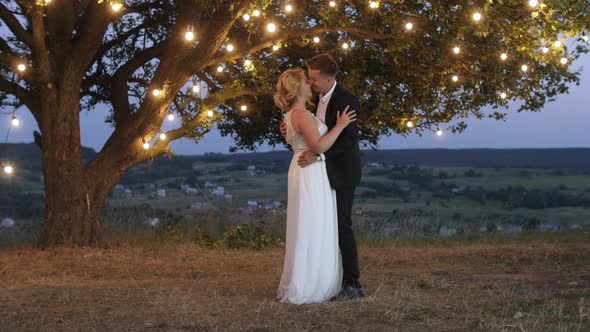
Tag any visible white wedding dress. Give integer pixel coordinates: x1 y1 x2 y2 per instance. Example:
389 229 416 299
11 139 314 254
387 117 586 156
277 109 342 304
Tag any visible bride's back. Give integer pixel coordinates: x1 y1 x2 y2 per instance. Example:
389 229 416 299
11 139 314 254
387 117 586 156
284 109 327 153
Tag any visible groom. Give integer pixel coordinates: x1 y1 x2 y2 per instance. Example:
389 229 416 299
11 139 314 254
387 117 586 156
282 53 364 298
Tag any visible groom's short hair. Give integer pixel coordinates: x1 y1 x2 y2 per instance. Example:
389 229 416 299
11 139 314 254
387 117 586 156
305 53 338 77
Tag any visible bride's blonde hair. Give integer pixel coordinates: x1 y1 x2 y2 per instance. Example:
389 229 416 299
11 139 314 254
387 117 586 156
273 68 305 111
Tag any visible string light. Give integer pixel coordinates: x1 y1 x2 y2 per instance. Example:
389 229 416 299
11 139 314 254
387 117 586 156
582 35 589 42
542 47 549 53
560 57 568 64
313 37 320 43
111 1 123 12
529 0 538 7
159 133 166 140
17 63 26 72
452 75 458 82
185 26 194 41
11 115 19 127
285 4 293 13
554 40 562 47
44 0 52 3
473 12 482 21
500 92 507 99
406 121 413 128
253 10 261 17
342 42 349 49
369 1 379 9
192 85 200 93
142 142 150 150
167 114 175 121
226 44 234 52
436 130 443 136
3 165 13 175
267 23 276 33
521 64 528 72
207 110 214 117
500 53 508 60
152 89 161 96
329 1 336 7
405 22 413 30
272 44 280 51
217 65 224 73
243 13 250 21
453 46 460 54
240 105 248 111
244 59 253 68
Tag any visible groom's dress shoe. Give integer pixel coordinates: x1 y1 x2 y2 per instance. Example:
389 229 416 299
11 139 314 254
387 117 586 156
332 284 365 300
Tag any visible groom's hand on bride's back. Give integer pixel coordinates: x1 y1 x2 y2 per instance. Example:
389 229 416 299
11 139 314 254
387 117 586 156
297 150 316 168
280 120 288 140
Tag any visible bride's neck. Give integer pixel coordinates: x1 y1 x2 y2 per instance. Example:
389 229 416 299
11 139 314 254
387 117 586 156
290 97 306 111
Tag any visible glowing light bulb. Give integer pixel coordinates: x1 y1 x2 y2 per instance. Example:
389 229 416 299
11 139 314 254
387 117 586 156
17 64 26 72
11 116 19 127
329 1 336 7
267 23 276 33
285 4 293 12
207 110 214 117
217 66 223 73
244 59 252 67
185 31 194 41
111 2 122 11
582 36 589 42
473 12 482 21
3 165 13 174
167 114 175 121
243 13 250 21
500 53 508 60
405 22 413 30
342 42 349 49
406 121 413 128
313 37 320 43
159 133 166 140
152 89 160 96
369 1 379 9
542 47 549 53
143 142 150 150
554 40 562 47
272 44 280 51
192 85 200 93
452 75 458 82
521 64 528 72
226 44 234 52
44 0 52 3
253 10 260 17
436 130 443 136
453 46 460 54
241 105 247 111
500 92 507 99
560 57 568 64
529 0 538 7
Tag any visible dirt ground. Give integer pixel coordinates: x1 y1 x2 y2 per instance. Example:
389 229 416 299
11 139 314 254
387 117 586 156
0 236 589 331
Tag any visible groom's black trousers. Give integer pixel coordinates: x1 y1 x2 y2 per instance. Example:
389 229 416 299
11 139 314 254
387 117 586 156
336 187 360 285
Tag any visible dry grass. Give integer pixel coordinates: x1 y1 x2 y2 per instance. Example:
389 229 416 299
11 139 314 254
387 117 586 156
0 236 589 331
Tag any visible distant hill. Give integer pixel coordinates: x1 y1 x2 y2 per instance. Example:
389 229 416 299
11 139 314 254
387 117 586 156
1 143 589 172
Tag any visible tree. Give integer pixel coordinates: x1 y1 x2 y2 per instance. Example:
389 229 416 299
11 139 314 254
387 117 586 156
0 0 588 247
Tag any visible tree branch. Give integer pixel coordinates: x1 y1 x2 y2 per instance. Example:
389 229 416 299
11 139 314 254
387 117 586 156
0 76 38 120
0 2 33 47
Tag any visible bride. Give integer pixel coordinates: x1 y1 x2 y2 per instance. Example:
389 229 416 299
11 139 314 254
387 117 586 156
274 68 357 304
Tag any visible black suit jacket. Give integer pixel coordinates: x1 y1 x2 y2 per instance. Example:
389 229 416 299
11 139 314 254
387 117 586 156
313 84 362 189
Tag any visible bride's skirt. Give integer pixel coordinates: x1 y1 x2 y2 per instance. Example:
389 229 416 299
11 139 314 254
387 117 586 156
277 152 342 304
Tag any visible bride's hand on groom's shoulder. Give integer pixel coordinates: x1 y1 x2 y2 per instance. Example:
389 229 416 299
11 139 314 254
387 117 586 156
335 106 357 129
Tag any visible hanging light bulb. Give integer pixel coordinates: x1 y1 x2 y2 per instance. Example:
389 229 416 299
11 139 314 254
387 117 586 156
342 42 349 49
152 89 160 96
243 13 250 21
192 85 200 93
436 130 443 136
167 114 175 121
17 63 26 72
272 44 280 51
453 46 460 54
582 35 589 42
560 57 568 64
44 0 52 3
554 40 562 47
143 142 150 150
267 23 276 33
185 25 194 41
369 1 379 9
244 59 253 68
500 92 507 99
529 0 538 7
406 121 414 128
111 1 123 12
500 53 508 60
3 165 13 174
241 105 248 111
542 47 549 53
405 22 413 30
473 12 482 21
253 10 261 17
11 115 19 127
313 37 320 43
452 75 458 82
159 133 167 140
285 4 293 12
226 44 234 52
207 110 214 117
217 65 224 73
521 64 528 72
329 1 336 7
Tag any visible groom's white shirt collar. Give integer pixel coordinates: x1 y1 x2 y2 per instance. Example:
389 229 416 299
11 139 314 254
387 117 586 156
320 81 337 104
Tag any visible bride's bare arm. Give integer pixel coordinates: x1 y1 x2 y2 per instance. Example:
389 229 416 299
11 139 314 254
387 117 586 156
290 108 356 155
